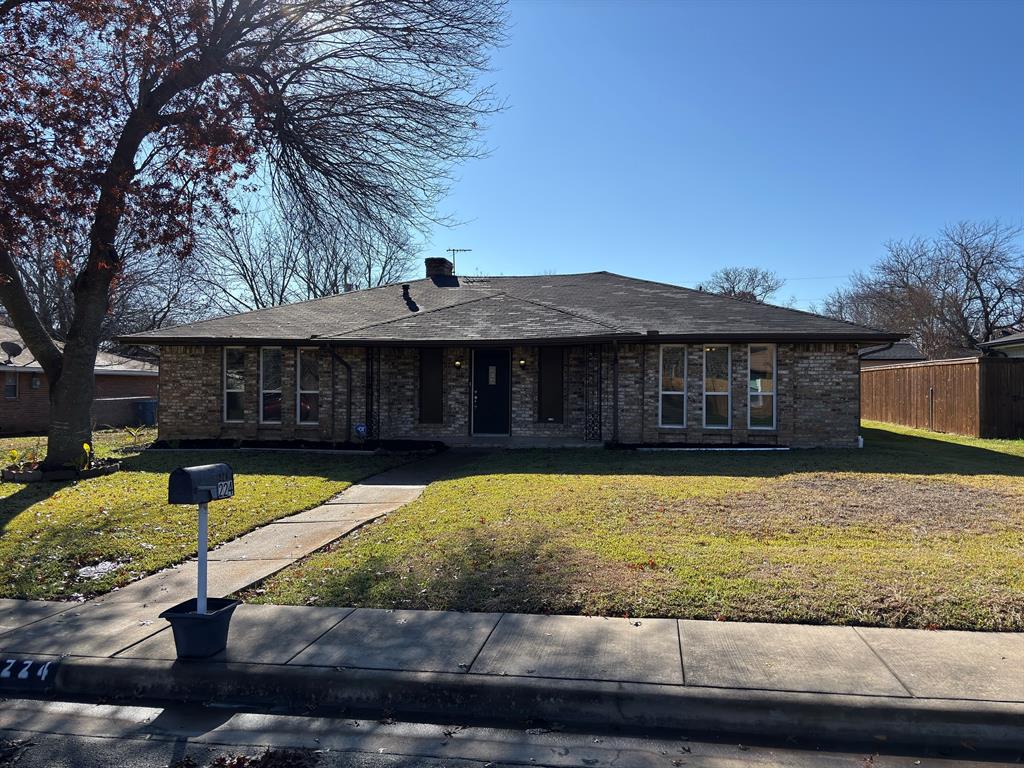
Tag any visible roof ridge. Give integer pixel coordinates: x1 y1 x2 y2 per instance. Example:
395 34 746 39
600 271 897 337
137 279 419 336
322 292 499 339
502 292 632 333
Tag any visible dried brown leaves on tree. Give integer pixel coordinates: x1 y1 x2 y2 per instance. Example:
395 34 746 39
0 0 505 465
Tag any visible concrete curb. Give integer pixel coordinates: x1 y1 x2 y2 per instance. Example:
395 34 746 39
52 657 1024 751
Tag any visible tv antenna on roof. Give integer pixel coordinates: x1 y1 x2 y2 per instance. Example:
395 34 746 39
445 248 472 275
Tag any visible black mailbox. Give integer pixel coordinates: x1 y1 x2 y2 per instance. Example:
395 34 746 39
168 464 234 504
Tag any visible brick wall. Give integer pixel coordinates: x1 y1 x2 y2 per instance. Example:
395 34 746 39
610 341 859 448
0 370 158 435
156 341 861 448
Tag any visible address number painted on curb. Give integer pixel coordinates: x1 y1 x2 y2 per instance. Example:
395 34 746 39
0 658 60 692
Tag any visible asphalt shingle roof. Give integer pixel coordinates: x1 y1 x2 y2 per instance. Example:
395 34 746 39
979 331 1024 348
0 326 157 374
859 341 927 361
121 271 901 345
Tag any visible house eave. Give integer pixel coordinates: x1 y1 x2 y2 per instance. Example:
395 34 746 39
0 364 158 376
117 331 904 347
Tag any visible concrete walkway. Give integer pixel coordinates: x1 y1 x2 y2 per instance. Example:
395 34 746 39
81 450 476 608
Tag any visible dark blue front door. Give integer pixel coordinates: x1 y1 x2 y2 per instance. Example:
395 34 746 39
473 349 510 435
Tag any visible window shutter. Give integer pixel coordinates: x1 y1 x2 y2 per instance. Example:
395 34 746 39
419 348 444 424
538 347 564 423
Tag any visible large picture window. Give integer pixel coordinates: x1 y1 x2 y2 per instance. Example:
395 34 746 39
223 347 245 422
703 344 731 428
260 347 282 424
748 343 776 429
659 345 686 427
419 348 443 424
538 346 564 423
297 348 320 425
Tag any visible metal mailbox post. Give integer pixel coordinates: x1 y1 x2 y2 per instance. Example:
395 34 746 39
161 464 237 658
167 464 235 614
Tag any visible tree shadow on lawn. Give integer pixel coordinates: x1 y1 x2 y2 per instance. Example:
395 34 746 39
268 527 616 617
442 426 1024 481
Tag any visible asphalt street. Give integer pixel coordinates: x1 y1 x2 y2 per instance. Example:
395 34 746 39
1 698 1019 768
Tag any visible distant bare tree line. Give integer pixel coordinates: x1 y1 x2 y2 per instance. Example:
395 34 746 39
8 206 420 352
699 266 786 303
820 220 1024 358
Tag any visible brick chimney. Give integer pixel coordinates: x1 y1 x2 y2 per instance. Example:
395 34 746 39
424 257 454 278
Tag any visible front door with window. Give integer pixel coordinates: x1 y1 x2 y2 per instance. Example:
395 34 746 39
472 349 510 435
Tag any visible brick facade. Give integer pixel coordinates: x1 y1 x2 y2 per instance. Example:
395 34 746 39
156 341 861 448
0 370 158 435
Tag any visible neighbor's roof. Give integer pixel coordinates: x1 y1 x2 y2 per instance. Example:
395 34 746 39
119 272 901 345
979 331 1024 349
0 326 158 375
859 340 927 361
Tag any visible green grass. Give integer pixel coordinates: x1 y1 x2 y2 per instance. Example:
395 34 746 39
0 429 406 600
247 422 1024 631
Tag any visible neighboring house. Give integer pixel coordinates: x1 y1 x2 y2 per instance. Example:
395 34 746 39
979 331 1024 358
0 326 159 435
859 341 927 368
121 258 899 449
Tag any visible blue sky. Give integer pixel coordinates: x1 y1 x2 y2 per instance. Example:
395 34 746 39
424 0 1023 309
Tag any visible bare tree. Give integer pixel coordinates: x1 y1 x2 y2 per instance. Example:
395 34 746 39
1 0 504 466
196 204 419 313
699 266 786 303
15 215 208 346
821 221 1024 358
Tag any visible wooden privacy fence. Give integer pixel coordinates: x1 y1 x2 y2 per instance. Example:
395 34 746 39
861 357 1024 439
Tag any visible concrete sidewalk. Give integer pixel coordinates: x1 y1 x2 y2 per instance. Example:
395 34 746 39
0 600 1021 752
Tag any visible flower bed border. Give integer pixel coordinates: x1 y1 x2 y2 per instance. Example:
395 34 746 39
1 461 122 483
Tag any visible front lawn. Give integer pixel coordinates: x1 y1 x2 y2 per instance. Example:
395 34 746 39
247 422 1024 630
0 430 405 600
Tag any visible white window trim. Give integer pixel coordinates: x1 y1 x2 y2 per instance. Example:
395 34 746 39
296 347 320 425
658 344 687 428
223 347 245 423
748 343 777 430
259 346 283 424
4 371 18 400
703 344 732 429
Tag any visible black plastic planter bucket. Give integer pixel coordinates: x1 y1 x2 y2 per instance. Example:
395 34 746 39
159 598 239 659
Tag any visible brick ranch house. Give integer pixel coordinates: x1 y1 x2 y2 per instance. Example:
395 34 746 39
123 258 900 449
0 326 158 435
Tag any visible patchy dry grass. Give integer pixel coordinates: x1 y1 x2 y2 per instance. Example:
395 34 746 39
247 422 1024 630
0 430 405 600
0 426 158 460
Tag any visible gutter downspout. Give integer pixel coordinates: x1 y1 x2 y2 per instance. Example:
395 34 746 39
329 349 353 444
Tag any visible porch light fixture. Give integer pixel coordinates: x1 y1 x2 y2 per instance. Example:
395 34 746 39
453 359 462 369
518 359 527 369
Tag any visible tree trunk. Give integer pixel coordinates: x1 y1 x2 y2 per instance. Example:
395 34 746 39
43 335 99 469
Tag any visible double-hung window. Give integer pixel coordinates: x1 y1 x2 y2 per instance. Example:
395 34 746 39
659 345 686 427
297 348 320 425
703 344 731 428
223 348 245 422
3 372 17 399
260 347 282 424
748 344 776 429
